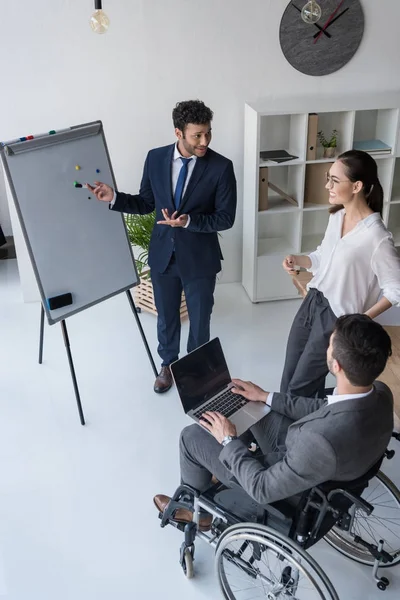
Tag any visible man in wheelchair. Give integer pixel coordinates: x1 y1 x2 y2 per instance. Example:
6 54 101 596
154 314 398 596
154 314 393 528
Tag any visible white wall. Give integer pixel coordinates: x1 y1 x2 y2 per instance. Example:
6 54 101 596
1 0 400 301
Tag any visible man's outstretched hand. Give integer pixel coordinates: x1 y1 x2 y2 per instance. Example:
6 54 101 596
199 411 237 444
231 379 269 404
157 208 188 228
86 181 114 202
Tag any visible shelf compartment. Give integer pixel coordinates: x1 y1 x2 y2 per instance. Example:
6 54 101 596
257 211 300 257
391 159 400 202
256 255 300 301
258 164 304 212
388 203 400 246
260 113 307 162
301 210 330 254
353 109 399 154
310 111 354 160
376 157 395 203
304 162 333 207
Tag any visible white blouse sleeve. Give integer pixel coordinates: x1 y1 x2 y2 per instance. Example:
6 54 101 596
307 244 322 274
371 236 400 307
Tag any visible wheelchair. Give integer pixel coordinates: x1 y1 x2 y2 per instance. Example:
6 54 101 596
157 433 400 599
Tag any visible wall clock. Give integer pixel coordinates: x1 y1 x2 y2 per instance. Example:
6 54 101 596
280 0 365 76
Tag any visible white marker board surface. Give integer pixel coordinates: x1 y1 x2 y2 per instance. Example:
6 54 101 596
0 121 139 324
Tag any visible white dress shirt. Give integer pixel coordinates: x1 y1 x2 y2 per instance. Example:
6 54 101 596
307 209 400 317
111 144 196 229
326 386 373 405
266 385 373 408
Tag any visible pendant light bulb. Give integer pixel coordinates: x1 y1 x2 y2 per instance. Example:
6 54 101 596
301 1 322 24
90 0 110 34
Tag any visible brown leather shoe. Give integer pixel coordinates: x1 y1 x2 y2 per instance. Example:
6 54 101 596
154 366 172 393
153 494 213 532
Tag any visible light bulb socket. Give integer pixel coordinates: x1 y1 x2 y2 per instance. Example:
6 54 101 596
95 0 102 10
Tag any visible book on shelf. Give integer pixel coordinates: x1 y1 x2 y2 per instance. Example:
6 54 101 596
369 150 392 156
353 139 392 154
259 149 299 164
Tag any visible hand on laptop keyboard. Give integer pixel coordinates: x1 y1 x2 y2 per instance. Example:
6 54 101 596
199 411 238 444
231 379 269 403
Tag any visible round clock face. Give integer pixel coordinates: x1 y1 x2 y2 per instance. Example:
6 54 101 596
280 0 364 76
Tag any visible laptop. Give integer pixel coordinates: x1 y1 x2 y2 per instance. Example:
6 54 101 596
170 338 269 436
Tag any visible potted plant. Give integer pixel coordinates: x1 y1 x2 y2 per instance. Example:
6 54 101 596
317 129 338 158
124 212 188 319
125 211 155 277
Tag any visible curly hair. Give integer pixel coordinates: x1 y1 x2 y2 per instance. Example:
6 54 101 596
172 100 213 132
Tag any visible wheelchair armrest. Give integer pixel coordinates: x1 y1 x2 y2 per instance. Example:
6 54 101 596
327 488 374 515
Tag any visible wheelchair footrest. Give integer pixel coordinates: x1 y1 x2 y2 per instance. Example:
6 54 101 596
158 511 187 532
159 498 194 528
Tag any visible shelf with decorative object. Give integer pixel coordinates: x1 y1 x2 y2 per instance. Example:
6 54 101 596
242 93 400 303
315 111 354 159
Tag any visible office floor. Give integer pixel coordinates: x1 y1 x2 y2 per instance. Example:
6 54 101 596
0 259 399 600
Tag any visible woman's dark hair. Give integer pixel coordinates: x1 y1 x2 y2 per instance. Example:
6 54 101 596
332 314 392 386
329 149 384 216
172 100 213 133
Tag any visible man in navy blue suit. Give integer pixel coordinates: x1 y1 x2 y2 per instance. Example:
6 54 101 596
87 100 237 393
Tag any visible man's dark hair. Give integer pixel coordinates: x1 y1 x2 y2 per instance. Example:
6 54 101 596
332 314 392 386
172 100 213 132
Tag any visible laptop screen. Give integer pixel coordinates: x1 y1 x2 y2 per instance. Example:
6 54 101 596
171 338 232 413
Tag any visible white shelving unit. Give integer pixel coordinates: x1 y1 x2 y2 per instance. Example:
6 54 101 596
242 93 400 303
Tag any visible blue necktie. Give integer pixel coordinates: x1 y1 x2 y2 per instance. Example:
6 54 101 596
174 157 192 209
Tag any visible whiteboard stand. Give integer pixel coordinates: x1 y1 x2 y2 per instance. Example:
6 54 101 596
37 292 158 426
0 120 159 426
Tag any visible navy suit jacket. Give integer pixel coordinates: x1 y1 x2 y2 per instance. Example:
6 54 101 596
111 144 237 279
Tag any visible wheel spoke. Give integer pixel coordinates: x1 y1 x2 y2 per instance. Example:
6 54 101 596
216 525 338 599
325 473 400 567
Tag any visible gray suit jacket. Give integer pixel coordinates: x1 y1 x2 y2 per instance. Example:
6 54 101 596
219 382 393 505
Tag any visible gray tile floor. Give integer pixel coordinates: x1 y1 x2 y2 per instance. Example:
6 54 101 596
0 259 399 599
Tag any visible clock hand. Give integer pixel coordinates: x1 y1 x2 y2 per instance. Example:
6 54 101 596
312 7 349 38
314 0 345 44
291 3 332 38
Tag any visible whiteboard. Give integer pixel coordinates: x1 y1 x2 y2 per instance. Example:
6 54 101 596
0 121 139 324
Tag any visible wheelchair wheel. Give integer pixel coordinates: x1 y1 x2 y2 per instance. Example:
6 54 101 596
215 523 339 599
325 471 400 567
182 548 194 579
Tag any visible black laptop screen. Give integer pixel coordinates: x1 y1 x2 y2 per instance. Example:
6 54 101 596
171 338 232 413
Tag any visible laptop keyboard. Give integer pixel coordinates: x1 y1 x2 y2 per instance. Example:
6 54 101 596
193 389 247 420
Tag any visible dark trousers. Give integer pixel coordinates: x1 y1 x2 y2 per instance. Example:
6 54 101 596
180 412 293 493
151 255 216 366
280 288 337 399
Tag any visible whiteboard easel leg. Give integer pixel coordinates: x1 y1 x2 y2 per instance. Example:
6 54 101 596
39 304 45 364
126 290 158 378
60 320 86 426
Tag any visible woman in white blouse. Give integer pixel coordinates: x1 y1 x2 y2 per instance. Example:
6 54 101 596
281 149 400 398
